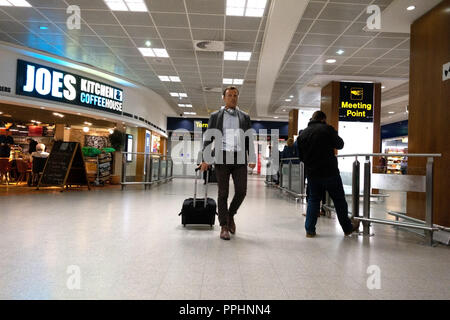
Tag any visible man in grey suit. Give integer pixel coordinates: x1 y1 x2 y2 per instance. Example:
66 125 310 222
200 86 256 240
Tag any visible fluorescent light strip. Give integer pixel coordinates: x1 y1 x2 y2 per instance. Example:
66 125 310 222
0 0 31 6
178 104 192 108
184 112 196 115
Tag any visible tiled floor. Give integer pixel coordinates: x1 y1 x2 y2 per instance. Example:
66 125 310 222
0 177 449 300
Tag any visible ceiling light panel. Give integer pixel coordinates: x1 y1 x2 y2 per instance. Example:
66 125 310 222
226 0 267 17
138 48 169 58
0 0 31 6
104 0 148 12
171 93 188 98
159 76 181 82
223 78 244 85
224 51 252 61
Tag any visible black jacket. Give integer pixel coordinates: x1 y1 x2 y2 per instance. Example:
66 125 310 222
202 108 256 163
297 120 344 178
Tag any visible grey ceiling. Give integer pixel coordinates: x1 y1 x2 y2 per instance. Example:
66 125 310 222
0 0 411 122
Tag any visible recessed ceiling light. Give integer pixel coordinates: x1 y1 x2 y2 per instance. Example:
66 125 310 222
289 95 294 98
326 59 337 64
223 78 244 85
336 49 345 55
285 99 292 102
388 111 395 114
103 0 148 12
138 48 169 58
381 86 386 89
224 51 252 61
407 5 415 11
274 116 279 119
226 0 267 17
282 109 286 112
39 26 48 30
145 41 151 47
184 112 196 115
0 0 32 7
83 127 90 132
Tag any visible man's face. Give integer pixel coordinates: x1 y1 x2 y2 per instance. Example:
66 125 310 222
223 89 239 109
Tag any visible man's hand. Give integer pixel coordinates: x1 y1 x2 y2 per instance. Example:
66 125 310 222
248 163 256 169
200 161 210 172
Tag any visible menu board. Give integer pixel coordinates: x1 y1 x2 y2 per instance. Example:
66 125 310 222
38 141 90 190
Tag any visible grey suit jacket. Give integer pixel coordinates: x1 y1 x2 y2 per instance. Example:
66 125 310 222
202 108 256 164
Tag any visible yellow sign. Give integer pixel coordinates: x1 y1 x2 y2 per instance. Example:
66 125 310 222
341 101 372 117
195 121 208 128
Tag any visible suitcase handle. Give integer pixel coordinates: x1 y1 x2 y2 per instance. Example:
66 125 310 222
194 166 209 208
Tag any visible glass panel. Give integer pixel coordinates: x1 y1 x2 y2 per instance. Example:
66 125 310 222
281 163 289 189
152 158 160 181
160 159 167 178
291 163 300 193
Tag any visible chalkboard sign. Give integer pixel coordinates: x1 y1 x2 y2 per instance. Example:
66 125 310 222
38 141 90 191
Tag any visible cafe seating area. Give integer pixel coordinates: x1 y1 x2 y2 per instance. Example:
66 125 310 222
0 157 48 187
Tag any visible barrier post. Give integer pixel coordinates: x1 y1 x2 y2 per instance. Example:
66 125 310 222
363 156 371 235
352 157 360 218
121 153 127 190
425 157 434 246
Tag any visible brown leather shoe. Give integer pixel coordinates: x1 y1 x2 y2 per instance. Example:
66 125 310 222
220 226 230 240
345 219 360 236
228 216 236 234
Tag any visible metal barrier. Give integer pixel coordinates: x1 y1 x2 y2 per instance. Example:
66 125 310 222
337 153 442 246
277 157 306 199
121 152 173 190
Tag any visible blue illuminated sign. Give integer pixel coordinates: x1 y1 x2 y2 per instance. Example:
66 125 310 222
16 59 124 114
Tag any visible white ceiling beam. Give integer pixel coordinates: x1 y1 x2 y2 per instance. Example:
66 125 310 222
256 0 309 116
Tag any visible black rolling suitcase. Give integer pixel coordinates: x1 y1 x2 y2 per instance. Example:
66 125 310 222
179 168 217 227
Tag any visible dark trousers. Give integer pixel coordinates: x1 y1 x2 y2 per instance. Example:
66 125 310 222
215 163 248 226
305 175 353 234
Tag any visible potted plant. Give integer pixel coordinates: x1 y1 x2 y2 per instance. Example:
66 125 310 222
108 129 125 185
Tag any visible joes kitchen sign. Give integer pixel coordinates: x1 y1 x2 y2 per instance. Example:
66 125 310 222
16 59 123 114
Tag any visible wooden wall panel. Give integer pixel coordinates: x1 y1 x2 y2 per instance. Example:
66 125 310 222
320 81 339 130
407 0 450 227
288 109 298 138
135 127 146 182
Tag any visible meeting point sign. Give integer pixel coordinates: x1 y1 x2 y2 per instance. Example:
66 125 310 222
16 59 124 115
339 82 374 122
